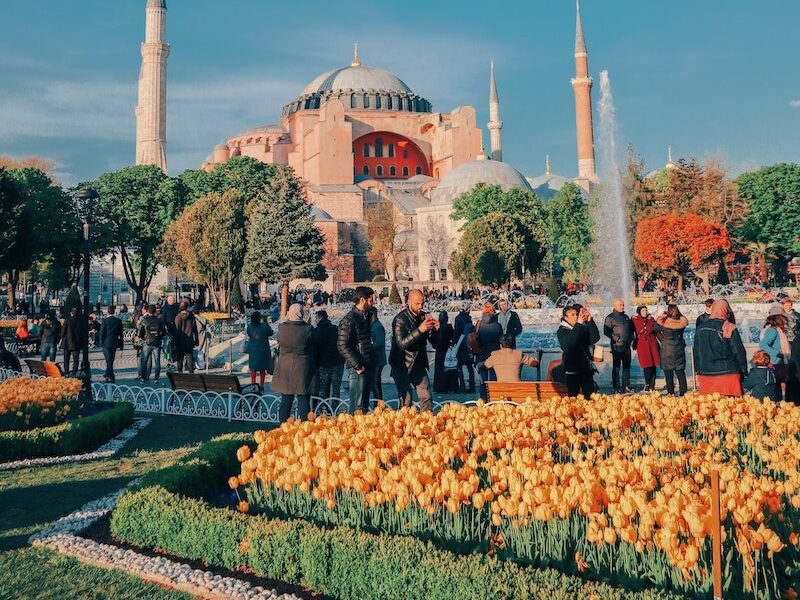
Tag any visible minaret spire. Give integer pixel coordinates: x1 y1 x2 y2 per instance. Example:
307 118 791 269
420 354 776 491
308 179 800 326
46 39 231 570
571 0 597 182
351 43 360 67
487 60 503 162
545 155 551 176
666 146 676 169
135 0 169 173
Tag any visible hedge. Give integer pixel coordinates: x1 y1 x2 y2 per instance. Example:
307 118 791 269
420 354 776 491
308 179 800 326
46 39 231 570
110 436 683 600
0 402 134 461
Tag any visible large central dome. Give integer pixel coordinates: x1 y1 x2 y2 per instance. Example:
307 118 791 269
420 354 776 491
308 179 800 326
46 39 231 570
302 65 413 96
281 52 432 118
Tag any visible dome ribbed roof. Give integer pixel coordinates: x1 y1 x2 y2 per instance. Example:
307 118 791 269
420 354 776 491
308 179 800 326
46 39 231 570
432 159 533 205
302 65 413 96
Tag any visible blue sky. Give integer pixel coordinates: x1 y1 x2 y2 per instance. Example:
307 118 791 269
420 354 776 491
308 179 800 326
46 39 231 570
1 0 798 185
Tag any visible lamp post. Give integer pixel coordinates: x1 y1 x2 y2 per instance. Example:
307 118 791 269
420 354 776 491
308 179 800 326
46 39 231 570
75 186 99 399
110 252 116 307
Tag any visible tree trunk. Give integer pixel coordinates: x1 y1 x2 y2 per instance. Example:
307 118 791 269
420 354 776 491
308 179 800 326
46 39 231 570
281 281 289 318
759 253 768 283
677 273 684 293
6 271 18 311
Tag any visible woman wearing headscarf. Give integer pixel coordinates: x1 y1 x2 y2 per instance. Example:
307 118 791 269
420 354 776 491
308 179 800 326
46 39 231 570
246 311 273 388
272 303 317 422
631 305 661 392
654 304 689 396
759 307 791 383
692 299 747 395
432 310 457 393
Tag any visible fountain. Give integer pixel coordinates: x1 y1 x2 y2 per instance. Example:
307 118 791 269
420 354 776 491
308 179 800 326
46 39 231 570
592 70 633 306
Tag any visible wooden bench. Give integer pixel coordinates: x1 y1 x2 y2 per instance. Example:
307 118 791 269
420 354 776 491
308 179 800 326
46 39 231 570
25 359 65 378
485 381 568 403
167 372 260 394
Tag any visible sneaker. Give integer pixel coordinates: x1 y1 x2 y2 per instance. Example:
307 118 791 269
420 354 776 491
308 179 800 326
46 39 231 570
623 387 634 394
153 379 160 385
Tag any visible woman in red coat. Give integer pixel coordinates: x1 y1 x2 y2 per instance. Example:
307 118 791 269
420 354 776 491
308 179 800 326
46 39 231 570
632 305 661 391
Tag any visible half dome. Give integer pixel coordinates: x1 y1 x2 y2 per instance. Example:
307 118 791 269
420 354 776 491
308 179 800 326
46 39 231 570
432 158 533 206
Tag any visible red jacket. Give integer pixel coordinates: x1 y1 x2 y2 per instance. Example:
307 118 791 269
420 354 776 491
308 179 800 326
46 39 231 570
632 315 661 368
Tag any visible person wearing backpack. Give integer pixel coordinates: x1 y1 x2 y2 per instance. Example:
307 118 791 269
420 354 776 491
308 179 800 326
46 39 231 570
138 304 166 384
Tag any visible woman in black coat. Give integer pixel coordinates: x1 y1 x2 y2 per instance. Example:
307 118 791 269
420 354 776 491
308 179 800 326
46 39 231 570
432 311 458 393
476 303 503 385
272 304 317 422
653 304 689 396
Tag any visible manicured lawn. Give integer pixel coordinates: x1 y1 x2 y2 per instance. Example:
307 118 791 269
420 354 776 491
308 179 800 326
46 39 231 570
0 414 268 597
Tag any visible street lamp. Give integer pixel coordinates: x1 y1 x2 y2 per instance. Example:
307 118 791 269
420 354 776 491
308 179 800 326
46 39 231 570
75 185 99 399
110 252 116 307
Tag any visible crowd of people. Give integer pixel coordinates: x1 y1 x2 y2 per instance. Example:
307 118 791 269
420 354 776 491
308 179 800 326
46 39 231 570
555 295 800 403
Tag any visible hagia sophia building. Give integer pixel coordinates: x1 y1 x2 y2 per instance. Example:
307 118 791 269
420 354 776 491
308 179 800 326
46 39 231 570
135 0 598 292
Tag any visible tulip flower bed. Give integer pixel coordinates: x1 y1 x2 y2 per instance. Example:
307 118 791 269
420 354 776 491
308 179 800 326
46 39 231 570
0 376 84 431
235 394 800 599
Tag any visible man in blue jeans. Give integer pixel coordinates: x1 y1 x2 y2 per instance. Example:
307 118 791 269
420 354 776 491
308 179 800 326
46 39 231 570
138 304 166 384
337 286 375 413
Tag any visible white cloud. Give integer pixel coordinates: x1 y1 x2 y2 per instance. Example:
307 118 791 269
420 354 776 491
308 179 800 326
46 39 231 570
791 100 800 108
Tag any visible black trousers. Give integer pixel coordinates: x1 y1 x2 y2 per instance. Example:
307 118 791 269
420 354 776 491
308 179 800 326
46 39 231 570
642 366 657 391
663 369 688 396
372 365 384 400
64 349 80 374
565 371 595 398
102 346 117 381
392 363 432 412
175 351 194 373
279 394 310 422
611 349 631 390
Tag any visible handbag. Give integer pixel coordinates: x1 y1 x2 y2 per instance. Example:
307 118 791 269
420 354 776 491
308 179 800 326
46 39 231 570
466 321 482 356
444 335 464 371
592 344 604 363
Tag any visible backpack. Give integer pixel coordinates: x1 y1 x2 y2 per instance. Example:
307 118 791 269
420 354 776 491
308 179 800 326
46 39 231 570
141 317 163 346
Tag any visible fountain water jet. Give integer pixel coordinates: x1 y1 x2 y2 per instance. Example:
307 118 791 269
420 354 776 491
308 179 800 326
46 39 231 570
593 70 633 306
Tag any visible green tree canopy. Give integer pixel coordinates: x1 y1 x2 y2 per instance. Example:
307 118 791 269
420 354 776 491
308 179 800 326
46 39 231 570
242 165 325 315
161 189 247 311
0 168 79 308
736 163 800 257
93 165 190 304
180 157 277 204
542 182 593 280
449 212 546 287
451 184 543 227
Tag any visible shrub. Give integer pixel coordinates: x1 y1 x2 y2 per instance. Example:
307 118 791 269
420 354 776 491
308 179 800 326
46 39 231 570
388 283 401 304
0 402 133 461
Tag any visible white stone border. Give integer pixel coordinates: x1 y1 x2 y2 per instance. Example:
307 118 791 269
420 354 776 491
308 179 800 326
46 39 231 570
30 484 301 600
0 418 151 471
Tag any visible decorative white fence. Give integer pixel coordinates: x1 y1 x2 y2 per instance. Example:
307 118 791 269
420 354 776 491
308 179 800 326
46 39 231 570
0 368 471 424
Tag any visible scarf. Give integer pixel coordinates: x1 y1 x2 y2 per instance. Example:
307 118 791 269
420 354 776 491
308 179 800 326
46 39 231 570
709 299 736 339
286 303 304 322
761 326 791 357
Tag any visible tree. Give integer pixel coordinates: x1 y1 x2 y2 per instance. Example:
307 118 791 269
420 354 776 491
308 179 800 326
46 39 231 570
242 166 325 316
736 164 800 266
388 283 401 304
742 240 778 283
420 215 451 280
634 213 732 292
180 157 277 204
449 213 546 287
161 190 247 311
365 199 413 279
0 168 76 309
450 184 542 226
542 183 593 280
93 165 190 304
0 156 56 175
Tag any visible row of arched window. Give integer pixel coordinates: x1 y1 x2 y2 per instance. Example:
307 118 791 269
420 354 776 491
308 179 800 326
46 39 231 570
360 165 423 177
362 139 410 159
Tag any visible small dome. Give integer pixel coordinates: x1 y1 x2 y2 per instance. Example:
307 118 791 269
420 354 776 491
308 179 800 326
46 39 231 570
214 142 229 151
432 159 533 205
525 173 572 200
310 206 335 221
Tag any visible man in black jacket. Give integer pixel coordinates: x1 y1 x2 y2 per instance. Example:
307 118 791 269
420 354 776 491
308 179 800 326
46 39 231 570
60 306 84 375
337 286 374 413
497 295 523 348
557 305 599 398
312 310 344 399
98 305 124 382
138 304 166 383
389 289 440 411
603 298 634 394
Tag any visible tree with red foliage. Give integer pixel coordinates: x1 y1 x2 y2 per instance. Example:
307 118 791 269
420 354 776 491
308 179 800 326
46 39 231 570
634 213 732 292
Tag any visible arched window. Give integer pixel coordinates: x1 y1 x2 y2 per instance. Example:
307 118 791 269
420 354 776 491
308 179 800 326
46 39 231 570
402 149 409 159
388 144 395 157
415 166 422 175
402 166 409 177
375 96 381 109
363 94 370 108
376 165 383 177
375 137 383 157
390 166 396 177
363 143 370 157
387 96 393 110
362 165 370 176
350 94 357 109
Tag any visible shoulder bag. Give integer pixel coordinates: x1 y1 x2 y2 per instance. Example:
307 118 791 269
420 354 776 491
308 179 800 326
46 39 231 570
466 321 483 356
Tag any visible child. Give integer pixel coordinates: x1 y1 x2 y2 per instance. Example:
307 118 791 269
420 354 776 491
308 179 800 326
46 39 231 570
742 350 780 402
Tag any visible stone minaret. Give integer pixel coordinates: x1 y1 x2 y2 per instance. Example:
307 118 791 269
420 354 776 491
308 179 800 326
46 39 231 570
135 0 169 172
487 60 503 162
571 0 596 180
